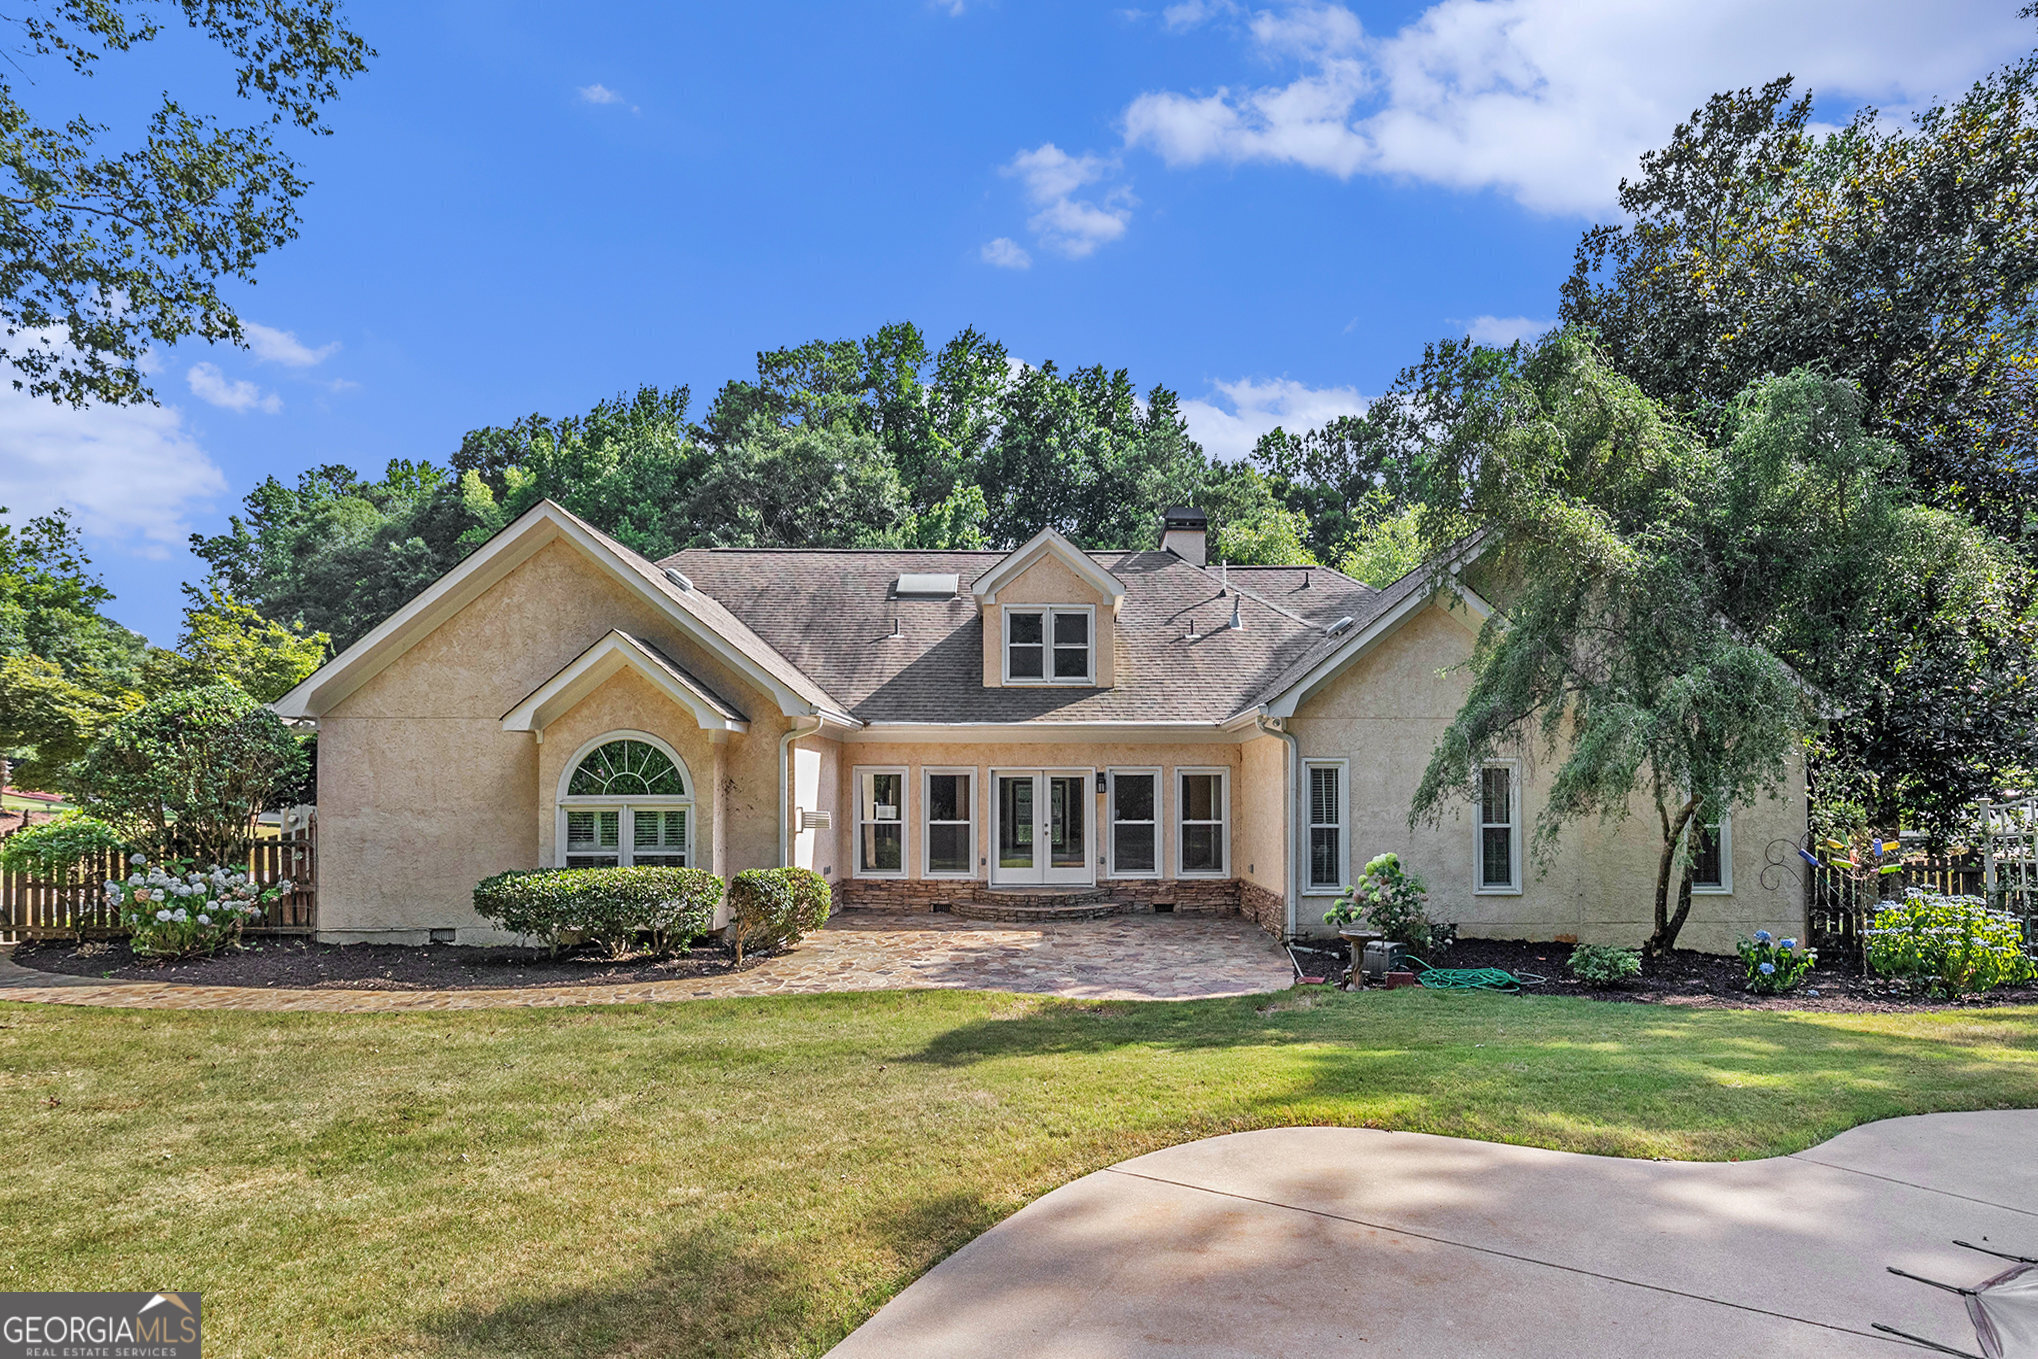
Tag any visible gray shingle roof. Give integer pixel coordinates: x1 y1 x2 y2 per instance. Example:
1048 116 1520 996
657 546 1400 725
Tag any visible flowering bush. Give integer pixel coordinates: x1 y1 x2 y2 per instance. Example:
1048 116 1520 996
1325 852 1451 954
1737 930 1815 994
104 854 287 959
1866 889 2034 997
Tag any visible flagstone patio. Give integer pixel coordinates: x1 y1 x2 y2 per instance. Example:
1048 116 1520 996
0 911 1294 1012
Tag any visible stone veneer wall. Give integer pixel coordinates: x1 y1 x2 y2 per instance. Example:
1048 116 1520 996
1239 882 1285 938
834 877 1244 916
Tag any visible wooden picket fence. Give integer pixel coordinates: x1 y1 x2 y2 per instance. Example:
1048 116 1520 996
1805 843 1996 964
0 832 316 942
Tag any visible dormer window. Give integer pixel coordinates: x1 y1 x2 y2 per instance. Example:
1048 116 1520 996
1004 607 1093 684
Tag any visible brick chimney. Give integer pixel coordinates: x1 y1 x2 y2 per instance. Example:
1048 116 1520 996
1159 506 1208 567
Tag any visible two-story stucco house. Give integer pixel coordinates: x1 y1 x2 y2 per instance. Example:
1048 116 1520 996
273 500 1806 952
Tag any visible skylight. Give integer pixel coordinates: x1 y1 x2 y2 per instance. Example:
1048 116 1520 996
894 573 959 597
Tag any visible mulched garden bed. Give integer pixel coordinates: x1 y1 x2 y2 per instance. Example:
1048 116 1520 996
8 935 775 991
1290 935 2038 1013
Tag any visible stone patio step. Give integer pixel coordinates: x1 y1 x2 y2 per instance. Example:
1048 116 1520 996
947 899 1125 923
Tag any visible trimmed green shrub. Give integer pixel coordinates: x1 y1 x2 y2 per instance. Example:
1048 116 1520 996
472 866 722 957
1866 889 2035 997
1569 943 1642 986
728 866 831 962
0 812 125 882
1738 930 1816 994
75 684 306 862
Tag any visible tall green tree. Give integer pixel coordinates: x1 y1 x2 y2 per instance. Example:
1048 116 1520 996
1402 335 2013 950
1561 49 2038 543
0 507 149 787
1 0 372 406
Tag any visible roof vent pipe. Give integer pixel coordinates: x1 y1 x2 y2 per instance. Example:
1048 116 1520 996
1302 570 1311 589
1184 616 1201 642
1324 615 1354 637
1218 560 1229 595
1229 596 1243 630
663 567 693 592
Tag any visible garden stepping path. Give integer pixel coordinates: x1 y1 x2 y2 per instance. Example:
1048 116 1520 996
0 911 1293 1011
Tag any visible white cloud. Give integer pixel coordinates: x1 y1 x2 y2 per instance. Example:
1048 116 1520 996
1122 0 2031 215
0 387 227 557
1161 0 1238 31
186 362 280 414
1463 314 1553 346
1181 375 1366 460
577 83 624 105
242 321 339 368
980 237 1033 269
999 143 1135 258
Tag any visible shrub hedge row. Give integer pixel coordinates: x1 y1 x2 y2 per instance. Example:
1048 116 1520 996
472 865 725 956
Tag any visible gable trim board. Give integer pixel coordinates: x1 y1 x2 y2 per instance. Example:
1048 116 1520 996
502 630 750 736
969 527 1128 612
274 500 859 727
1254 578 1494 720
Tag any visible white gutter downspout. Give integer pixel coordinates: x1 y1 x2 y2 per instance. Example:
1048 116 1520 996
779 712 824 867
1256 713 1301 940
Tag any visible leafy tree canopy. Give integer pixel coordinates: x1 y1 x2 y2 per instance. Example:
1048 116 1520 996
1562 47 2038 544
1 0 372 406
1403 333 2022 948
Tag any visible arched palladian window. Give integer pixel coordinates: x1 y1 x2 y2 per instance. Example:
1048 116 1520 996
557 734 693 869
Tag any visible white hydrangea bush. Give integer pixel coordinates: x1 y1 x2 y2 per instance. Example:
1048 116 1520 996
103 854 292 959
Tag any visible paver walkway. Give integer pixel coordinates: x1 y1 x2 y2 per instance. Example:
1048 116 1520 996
0 911 1292 1011
831 1109 2038 1358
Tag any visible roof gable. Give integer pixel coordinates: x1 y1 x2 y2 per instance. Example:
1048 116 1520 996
970 528 1126 612
502 631 750 735
272 500 852 723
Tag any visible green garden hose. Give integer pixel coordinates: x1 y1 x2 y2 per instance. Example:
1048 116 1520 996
1400 956 1546 993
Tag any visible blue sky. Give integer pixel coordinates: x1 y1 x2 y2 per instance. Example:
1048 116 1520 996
3 0 2029 644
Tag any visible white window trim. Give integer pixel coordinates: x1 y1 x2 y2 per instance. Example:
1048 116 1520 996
1002 604 1096 685
555 731 695 870
1303 758 1348 895
1175 766 1231 878
1689 810 1733 894
853 765 910 879
1106 767 1162 880
922 766 978 880
1474 759 1522 895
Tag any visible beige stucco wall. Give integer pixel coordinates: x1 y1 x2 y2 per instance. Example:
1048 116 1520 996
1236 733 1290 911
1287 600 1808 952
316 537 791 943
832 739 1238 886
980 552 1117 688
789 734 844 877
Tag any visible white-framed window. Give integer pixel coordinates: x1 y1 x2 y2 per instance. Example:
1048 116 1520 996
1476 761 1520 893
1305 759 1347 893
557 733 693 869
1690 810 1732 893
923 767 976 878
1177 767 1229 877
1107 768 1161 878
1003 606 1095 684
855 767 909 877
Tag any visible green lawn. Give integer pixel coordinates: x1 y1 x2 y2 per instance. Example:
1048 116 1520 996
3 988 2035 1358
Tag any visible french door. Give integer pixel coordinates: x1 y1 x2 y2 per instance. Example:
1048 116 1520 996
992 770 1092 885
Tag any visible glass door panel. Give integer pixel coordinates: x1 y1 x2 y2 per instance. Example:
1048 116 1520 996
1048 775 1086 870
997 774 1038 881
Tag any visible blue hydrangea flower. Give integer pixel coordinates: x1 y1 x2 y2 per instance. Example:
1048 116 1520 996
1758 962 1776 975
1780 938 1798 951
1753 930 1773 944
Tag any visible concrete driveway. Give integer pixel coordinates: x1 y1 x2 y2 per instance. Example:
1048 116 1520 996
830 1110 2038 1357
